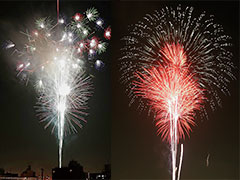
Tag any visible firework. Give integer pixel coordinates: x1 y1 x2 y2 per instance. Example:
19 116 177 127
120 5 234 180
133 43 205 180
133 44 205 142
11 7 111 168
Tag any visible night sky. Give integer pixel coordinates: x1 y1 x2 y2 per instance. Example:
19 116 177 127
0 0 239 180
111 1 239 180
0 0 111 177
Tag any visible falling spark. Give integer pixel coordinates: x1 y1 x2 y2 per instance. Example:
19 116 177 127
3 40 15 49
206 153 210 167
104 27 111 40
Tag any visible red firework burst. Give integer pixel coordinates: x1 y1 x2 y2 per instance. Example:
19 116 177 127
133 43 205 142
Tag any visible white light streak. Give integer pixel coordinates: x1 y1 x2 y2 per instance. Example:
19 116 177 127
98 44 102 49
26 62 30 67
75 15 80 21
18 64 23 69
96 20 102 26
90 39 96 48
87 13 92 19
58 83 71 96
39 80 43 87
105 31 110 37
40 23 45 28
89 49 94 54
59 19 64 24
95 60 101 67
177 144 184 180
83 29 88 35
77 23 81 28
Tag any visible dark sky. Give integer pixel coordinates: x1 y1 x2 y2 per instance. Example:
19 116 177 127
111 1 239 180
0 0 239 180
0 0 111 177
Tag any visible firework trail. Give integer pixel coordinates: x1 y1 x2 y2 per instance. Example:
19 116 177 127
177 144 184 180
120 5 234 180
9 7 111 168
133 43 205 180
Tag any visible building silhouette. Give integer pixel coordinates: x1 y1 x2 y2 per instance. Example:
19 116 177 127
88 164 111 180
0 165 38 180
20 165 36 178
52 160 85 180
52 161 111 180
